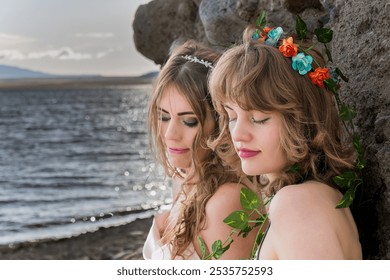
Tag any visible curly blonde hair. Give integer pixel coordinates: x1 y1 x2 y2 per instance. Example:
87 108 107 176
208 25 355 196
148 40 241 258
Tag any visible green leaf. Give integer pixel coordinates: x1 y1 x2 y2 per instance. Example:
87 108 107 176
356 158 366 170
221 239 234 255
197 236 207 259
324 44 333 62
295 15 308 40
254 215 267 227
223 210 249 230
335 67 349 82
211 240 224 259
353 135 364 154
254 231 265 247
241 226 253 238
240 187 260 210
333 171 358 190
336 187 356 208
255 11 267 29
324 78 338 94
314 28 333 43
353 135 365 170
339 105 356 121
250 230 265 259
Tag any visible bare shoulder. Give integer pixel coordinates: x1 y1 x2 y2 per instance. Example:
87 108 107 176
269 181 341 220
266 181 361 259
206 182 244 219
200 182 259 259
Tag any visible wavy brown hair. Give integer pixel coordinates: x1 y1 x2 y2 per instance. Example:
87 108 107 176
148 40 241 258
208 25 355 195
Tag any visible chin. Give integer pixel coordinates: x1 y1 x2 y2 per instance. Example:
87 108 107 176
241 165 261 176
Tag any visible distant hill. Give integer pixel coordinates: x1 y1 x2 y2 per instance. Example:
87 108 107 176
139 71 159 79
0 65 57 79
0 65 159 80
0 65 158 89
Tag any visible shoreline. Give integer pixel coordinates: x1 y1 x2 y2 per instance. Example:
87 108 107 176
0 216 152 260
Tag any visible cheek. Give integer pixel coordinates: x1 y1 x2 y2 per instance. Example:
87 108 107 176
158 123 167 139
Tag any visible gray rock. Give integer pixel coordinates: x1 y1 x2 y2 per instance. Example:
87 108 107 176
332 0 390 259
132 0 200 65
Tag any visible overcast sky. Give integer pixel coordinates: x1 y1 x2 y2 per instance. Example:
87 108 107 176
0 0 158 76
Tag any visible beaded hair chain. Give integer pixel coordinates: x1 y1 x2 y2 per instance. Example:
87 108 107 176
182 55 214 69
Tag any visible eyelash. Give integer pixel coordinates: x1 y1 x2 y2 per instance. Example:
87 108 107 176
183 119 199 127
227 117 270 124
158 116 199 128
252 117 270 124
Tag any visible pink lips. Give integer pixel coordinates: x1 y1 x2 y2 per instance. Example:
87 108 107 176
168 147 190 154
238 148 260 158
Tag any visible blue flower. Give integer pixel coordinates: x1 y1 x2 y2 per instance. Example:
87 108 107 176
265 27 283 46
252 30 260 40
292 53 313 75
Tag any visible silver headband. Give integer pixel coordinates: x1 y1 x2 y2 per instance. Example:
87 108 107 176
181 55 214 69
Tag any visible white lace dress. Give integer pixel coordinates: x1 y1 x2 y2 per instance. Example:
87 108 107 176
143 187 200 260
142 217 200 260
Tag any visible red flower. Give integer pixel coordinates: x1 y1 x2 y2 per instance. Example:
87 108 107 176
309 67 330 88
278 37 298 57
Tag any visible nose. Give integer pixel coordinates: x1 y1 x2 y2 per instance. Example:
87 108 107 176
164 120 181 141
230 117 251 143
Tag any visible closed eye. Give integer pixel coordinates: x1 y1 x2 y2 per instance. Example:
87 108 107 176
183 118 199 127
158 115 170 122
252 117 270 124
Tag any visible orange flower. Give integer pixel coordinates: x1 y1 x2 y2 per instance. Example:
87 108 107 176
278 37 298 57
263 27 272 35
258 27 272 42
309 67 330 88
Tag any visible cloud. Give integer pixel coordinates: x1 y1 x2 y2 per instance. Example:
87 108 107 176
0 50 25 60
0 33 34 44
74 32 115 38
96 47 122 58
29 47 92 60
0 47 92 60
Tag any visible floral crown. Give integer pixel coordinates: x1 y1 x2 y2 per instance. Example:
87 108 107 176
251 12 365 208
181 54 214 69
251 13 346 89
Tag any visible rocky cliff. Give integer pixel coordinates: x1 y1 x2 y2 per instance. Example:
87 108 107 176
133 0 390 259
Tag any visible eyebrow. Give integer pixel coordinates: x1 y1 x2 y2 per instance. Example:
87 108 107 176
157 107 195 116
224 105 233 111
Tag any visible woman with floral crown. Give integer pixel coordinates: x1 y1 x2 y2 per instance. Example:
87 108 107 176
208 20 362 259
143 40 260 260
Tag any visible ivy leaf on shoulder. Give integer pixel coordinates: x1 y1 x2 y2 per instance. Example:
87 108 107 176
223 210 249 230
211 240 224 259
197 236 208 259
336 187 356 208
333 171 358 190
240 187 261 210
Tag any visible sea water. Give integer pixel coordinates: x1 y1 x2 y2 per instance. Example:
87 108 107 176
0 84 171 246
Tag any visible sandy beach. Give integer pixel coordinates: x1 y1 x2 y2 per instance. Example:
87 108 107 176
0 217 152 260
